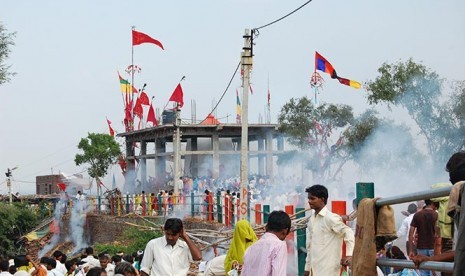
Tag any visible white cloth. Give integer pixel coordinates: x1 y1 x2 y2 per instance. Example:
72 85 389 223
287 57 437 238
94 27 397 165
140 236 193 276
13 272 29 276
305 206 355 275
104 264 115 276
55 261 67 275
1 272 13 276
48 268 64 276
203 255 226 276
397 213 415 241
80 256 100 268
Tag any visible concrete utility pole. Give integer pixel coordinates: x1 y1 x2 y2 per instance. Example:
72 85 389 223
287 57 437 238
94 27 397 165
5 167 17 204
240 29 253 219
173 105 182 195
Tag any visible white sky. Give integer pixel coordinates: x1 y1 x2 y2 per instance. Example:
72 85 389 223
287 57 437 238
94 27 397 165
1 0 464 194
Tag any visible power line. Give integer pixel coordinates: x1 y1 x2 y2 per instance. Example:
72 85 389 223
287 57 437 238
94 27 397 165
253 0 314 31
197 61 241 125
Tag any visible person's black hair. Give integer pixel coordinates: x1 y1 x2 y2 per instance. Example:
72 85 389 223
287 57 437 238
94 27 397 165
111 255 121 264
40 257 48 264
164 218 183 234
85 247 94 255
305 184 328 204
0 260 9 271
446 151 465 184
65 259 76 271
8 265 16 274
86 267 105 276
115 262 136 275
60 254 67 264
407 203 417 214
43 257 56 268
13 255 28 267
98 253 110 260
386 246 407 259
123 255 133 263
424 199 433 206
53 250 63 259
266 210 291 233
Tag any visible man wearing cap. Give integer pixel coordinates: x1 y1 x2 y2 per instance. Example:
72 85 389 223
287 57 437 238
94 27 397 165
140 218 202 276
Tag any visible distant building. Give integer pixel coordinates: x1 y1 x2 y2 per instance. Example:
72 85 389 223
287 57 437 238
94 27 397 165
36 174 65 195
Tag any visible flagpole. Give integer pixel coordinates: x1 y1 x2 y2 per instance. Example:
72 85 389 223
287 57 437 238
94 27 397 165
131 26 136 129
267 73 271 124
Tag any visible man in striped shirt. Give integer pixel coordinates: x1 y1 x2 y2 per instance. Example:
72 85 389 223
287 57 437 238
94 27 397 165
241 211 291 276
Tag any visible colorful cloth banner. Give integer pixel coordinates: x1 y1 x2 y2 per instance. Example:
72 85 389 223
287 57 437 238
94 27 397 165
314 51 361 89
236 89 241 124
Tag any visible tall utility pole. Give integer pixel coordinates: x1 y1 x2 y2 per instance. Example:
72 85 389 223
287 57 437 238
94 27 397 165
240 29 253 219
5 167 17 204
173 105 182 195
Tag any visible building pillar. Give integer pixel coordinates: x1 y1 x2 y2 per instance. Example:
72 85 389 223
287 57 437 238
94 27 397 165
258 136 265 176
141 141 147 192
125 141 136 191
191 137 198 177
266 132 273 177
155 139 166 180
212 134 220 178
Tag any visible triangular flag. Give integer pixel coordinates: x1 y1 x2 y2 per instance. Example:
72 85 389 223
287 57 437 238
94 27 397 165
147 104 158 126
132 30 164 49
249 84 254 95
169 83 184 108
133 99 143 118
139 92 150 105
106 117 115 137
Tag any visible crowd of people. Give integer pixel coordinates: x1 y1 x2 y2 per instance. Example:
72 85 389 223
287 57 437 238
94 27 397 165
4 149 465 276
0 247 141 276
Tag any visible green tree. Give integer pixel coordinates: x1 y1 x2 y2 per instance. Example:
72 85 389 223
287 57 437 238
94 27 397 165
278 97 354 182
75 133 121 190
365 58 459 166
0 202 38 256
0 23 16 85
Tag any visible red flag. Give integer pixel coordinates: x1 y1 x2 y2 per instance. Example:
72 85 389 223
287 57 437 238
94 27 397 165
106 117 115 137
169 83 184 108
57 182 66 192
139 92 150 105
147 104 158 126
133 99 143 118
132 30 164 49
132 85 138 94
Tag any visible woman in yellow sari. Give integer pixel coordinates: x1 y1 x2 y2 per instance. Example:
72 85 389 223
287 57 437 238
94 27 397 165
204 220 258 275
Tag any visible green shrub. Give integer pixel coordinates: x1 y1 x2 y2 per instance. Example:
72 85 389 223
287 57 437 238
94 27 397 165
94 227 162 255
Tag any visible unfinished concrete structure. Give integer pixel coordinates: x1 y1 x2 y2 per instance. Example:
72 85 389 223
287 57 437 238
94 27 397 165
118 123 285 188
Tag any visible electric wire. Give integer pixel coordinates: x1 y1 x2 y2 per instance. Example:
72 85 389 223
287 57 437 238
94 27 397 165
197 61 241 125
253 0 314 31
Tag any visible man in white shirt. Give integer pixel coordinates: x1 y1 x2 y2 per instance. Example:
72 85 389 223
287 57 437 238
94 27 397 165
81 247 100 268
98 254 114 276
140 218 202 276
304 184 355 276
397 203 418 257
52 251 67 275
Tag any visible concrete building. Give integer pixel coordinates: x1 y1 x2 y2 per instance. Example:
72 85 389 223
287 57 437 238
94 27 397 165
36 174 65 195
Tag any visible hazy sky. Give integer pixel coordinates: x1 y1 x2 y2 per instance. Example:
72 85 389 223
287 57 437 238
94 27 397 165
1 0 464 194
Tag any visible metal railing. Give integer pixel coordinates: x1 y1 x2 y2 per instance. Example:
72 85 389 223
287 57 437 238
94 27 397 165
375 185 453 273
